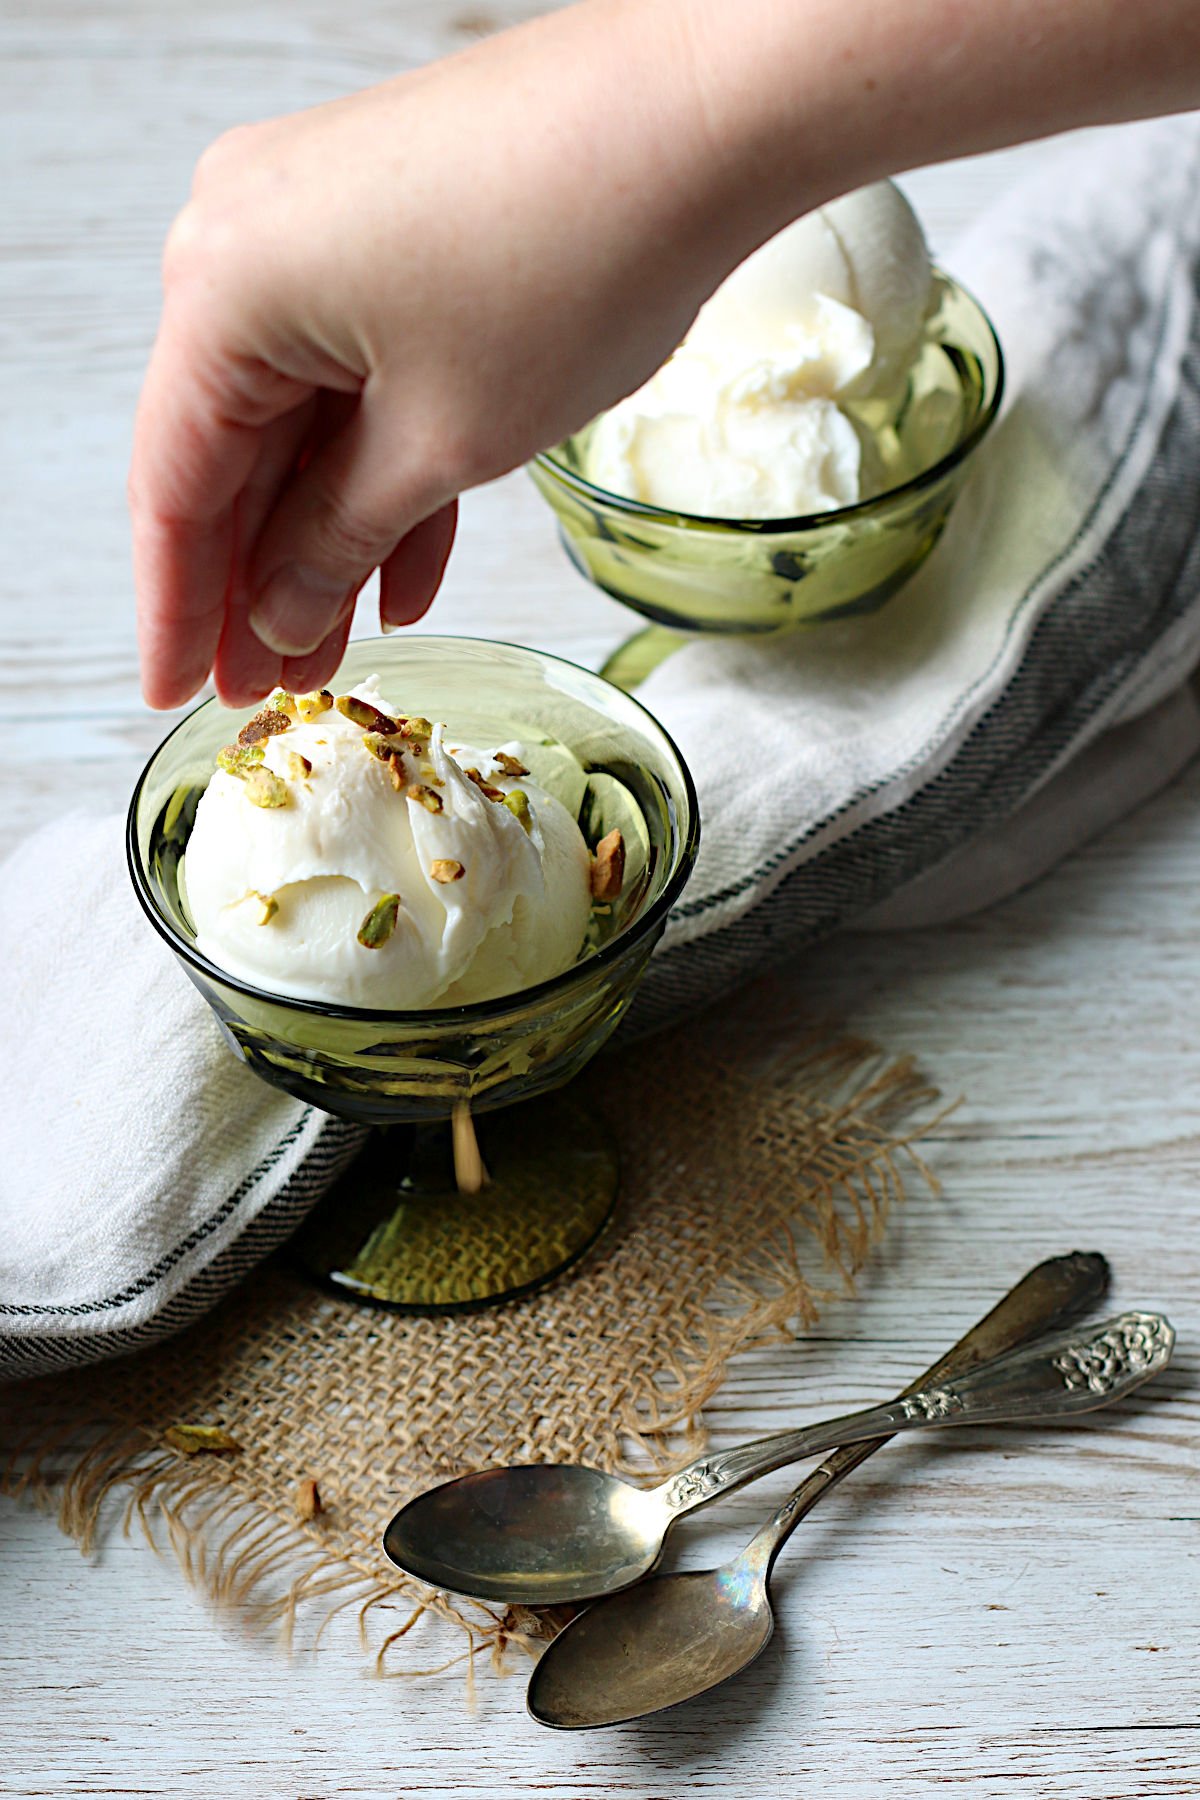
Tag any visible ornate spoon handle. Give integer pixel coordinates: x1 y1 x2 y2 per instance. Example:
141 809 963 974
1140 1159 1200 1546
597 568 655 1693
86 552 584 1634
659 1301 1171 1517
741 1249 1113 1573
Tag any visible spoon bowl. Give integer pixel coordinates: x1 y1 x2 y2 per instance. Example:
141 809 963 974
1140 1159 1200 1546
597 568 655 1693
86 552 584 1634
383 1464 668 1606
528 1556 774 1729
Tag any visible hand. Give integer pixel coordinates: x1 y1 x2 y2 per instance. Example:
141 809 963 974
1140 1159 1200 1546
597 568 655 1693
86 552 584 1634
129 0 749 709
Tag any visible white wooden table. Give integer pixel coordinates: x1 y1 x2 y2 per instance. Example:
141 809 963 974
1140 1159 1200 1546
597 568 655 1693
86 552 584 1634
3 5 1198 1795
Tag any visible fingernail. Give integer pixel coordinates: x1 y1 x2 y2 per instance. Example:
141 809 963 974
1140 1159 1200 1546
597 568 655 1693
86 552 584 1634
250 565 348 655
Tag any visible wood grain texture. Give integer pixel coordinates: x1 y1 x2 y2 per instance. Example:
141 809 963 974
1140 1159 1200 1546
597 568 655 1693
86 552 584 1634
2 1 1198 1792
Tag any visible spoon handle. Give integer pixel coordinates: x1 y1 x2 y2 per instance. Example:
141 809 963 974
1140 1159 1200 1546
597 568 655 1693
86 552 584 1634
656 1252 1108 1522
741 1249 1114 1570
659 1298 1170 1518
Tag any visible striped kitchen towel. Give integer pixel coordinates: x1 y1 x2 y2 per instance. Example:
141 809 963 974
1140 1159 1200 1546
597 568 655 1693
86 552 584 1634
0 813 365 1381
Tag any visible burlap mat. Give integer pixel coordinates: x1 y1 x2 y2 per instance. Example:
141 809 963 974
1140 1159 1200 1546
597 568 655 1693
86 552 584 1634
1 990 940 1678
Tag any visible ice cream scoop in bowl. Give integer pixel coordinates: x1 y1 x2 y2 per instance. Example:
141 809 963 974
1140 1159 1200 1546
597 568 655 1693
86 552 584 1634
128 636 699 1309
529 183 1003 690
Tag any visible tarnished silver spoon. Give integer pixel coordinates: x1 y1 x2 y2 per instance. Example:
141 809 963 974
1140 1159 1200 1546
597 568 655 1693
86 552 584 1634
382 1253 1136 1610
527 1301 1173 1729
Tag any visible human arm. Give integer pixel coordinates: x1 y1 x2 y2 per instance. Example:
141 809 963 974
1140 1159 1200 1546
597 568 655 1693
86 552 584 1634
129 0 1200 709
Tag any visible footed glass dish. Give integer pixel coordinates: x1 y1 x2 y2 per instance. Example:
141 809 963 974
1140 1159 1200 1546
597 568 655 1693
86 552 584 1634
129 636 699 1309
529 272 1003 687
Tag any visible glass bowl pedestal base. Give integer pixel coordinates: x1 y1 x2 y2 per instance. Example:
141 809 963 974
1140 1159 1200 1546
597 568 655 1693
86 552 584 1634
288 1093 618 1312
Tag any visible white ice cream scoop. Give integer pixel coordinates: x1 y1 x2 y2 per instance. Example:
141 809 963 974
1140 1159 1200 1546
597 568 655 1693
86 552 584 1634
688 180 934 396
183 680 593 1010
585 180 932 519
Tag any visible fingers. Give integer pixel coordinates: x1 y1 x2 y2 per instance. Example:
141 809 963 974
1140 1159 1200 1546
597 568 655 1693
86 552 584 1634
380 500 458 628
212 585 285 709
133 259 464 705
134 507 235 711
247 380 448 656
210 402 320 706
130 314 315 709
281 606 357 694
219 499 457 701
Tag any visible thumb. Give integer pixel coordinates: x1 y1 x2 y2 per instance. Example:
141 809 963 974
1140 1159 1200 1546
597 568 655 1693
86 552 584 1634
248 388 449 656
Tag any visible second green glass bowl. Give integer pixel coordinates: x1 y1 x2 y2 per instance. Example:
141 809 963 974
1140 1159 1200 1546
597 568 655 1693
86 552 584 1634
529 272 1003 642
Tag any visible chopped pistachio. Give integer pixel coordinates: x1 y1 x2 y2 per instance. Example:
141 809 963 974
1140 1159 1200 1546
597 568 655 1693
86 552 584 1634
400 716 432 741
363 731 400 761
285 751 312 781
503 789 532 833
245 890 279 926
357 893 400 948
296 689 334 723
164 1424 241 1456
335 694 398 734
384 755 406 793
409 785 443 814
244 767 289 809
294 1478 323 1521
217 742 266 777
431 858 465 884
465 767 506 803
238 706 293 747
590 827 626 900
492 751 530 778
271 691 298 719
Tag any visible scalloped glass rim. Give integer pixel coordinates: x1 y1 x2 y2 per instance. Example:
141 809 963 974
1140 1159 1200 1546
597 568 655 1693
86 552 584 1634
532 270 1005 535
127 633 700 1028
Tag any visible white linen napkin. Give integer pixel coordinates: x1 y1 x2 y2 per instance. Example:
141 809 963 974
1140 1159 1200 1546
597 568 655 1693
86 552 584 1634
0 815 364 1379
6 117 1200 1376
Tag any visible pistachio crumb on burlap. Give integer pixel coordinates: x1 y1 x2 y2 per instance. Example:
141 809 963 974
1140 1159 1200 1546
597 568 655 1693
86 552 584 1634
294 1478 323 1521
163 1424 241 1456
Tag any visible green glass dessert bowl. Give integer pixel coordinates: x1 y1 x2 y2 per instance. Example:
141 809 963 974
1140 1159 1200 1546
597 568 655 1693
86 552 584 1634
128 635 699 1310
529 272 1003 689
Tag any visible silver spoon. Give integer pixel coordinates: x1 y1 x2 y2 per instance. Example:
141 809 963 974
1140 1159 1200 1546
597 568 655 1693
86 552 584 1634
383 1252 1132 1609
527 1301 1173 1729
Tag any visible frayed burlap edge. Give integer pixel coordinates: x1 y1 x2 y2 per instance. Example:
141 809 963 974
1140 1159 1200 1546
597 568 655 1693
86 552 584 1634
1 1028 946 1682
